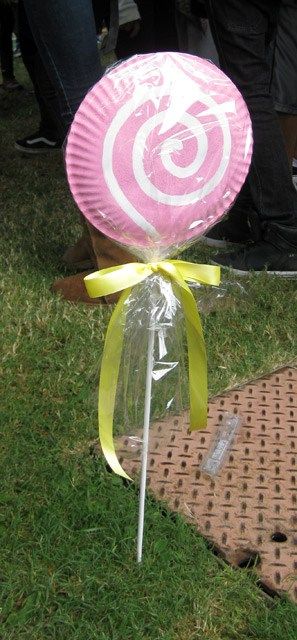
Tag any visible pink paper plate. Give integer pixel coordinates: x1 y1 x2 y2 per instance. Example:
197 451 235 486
66 52 252 254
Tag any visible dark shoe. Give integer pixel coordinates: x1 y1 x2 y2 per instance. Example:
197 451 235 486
62 235 97 271
201 209 261 248
212 223 297 277
15 130 63 154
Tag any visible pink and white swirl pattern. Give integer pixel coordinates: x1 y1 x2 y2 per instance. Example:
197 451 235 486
66 52 252 253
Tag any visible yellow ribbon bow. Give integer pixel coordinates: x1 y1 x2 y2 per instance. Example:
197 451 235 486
84 260 220 480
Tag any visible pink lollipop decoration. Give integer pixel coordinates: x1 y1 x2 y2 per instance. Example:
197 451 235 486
65 53 254 564
66 52 252 254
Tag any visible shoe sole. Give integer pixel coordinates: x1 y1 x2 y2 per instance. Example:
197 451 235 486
14 142 62 154
199 236 244 249
211 260 297 278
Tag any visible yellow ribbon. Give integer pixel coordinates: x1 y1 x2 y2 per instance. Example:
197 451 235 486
84 260 220 480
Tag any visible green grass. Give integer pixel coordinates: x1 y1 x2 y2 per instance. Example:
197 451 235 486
1 62 297 639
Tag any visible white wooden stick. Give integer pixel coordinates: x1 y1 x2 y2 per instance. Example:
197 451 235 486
136 323 155 563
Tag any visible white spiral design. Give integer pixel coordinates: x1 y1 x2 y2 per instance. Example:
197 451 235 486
102 82 233 238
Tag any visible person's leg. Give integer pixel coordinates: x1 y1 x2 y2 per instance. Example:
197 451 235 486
154 0 178 51
0 4 15 82
206 0 297 232
204 0 297 273
116 0 178 58
17 0 62 143
23 0 102 137
272 0 297 169
22 0 133 300
278 115 297 168
116 0 155 57
175 2 219 64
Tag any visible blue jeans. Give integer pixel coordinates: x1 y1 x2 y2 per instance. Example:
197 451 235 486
206 0 297 234
18 0 59 137
22 0 102 138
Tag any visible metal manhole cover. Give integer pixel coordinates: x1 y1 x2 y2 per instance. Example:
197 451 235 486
116 366 297 600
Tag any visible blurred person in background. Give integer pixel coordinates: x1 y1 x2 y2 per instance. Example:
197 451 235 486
0 0 23 89
271 0 297 185
116 0 178 58
203 0 297 276
16 0 108 303
175 0 219 64
13 0 180 303
16 0 103 152
175 1 297 190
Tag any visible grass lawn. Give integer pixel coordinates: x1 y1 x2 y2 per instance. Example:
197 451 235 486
1 62 297 639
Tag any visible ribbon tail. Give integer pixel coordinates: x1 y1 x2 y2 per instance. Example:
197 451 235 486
99 288 132 480
174 283 208 431
161 260 219 430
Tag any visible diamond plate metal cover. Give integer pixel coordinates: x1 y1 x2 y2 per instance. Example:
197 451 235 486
116 366 297 601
